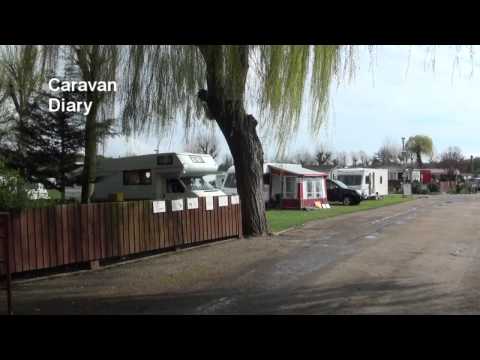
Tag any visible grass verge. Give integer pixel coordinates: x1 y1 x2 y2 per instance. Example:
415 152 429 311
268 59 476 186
47 189 61 200
267 195 414 233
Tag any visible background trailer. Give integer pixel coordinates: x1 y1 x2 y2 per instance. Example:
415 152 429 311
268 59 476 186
331 168 388 199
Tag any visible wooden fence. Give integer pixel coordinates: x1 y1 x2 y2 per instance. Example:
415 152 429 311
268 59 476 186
0 213 12 314
0 196 242 275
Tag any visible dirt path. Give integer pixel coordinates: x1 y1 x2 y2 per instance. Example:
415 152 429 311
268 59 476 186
3 194 480 314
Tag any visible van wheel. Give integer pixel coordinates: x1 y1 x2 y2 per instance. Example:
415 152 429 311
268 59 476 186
343 196 352 206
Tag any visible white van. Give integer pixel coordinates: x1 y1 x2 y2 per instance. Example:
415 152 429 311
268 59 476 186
93 152 225 201
330 168 388 199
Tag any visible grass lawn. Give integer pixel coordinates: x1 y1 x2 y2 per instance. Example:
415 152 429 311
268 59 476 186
267 195 415 233
47 189 62 200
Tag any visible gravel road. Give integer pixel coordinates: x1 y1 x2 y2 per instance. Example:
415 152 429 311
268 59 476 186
3 194 480 314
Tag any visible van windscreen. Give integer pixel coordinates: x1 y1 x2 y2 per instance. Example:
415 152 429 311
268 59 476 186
224 173 237 188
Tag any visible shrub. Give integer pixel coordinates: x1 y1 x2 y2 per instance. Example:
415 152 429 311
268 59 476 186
0 163 30 211
411 180 422 194
427 182 440 193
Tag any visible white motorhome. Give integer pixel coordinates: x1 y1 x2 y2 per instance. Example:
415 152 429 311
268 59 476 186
330 168 388 199
93 152 225 201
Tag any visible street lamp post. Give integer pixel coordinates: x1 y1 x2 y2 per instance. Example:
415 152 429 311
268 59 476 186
401 137 410 196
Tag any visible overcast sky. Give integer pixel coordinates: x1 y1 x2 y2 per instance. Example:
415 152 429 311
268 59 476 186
103 45 480 163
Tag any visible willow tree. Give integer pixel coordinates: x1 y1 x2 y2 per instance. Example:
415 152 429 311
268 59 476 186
0 45 46 177
121 45 355 236
406 135 433 168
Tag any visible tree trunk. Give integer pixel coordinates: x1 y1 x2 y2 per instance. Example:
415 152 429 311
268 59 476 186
217 109 268 237
81 101 97 203
198 45 268 237
416 151 423 168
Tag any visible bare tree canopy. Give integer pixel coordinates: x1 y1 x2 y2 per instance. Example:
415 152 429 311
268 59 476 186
185 129 220 159
315 144 333 166
374 138 401 166
440 146 463 173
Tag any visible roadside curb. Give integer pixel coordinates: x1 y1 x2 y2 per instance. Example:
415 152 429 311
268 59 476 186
271 226 300 236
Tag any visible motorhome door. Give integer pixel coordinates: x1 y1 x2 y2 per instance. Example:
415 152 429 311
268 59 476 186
372 172 376 196
154 171 167 199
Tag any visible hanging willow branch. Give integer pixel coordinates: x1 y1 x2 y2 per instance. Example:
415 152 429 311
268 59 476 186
2 45 477 156
119 45 358 153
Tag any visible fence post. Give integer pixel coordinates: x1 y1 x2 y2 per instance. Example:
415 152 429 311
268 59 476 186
1 213 12 315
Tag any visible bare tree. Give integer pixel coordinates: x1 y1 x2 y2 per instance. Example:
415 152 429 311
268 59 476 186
335 151 348 168
315 145 333 166
440 146 463 176
186 130 219 159
358 150 370 167
292 150 314 166
375 139 401 166
350 151 359 167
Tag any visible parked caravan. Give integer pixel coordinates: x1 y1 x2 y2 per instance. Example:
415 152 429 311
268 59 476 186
92 153 225 201
222 163 329 209
330 168 388 199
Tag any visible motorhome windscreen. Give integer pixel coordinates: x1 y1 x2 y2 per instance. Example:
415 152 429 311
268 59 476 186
181 176 214 191
224 173 237 188
337 175 362 186
333 180 349 189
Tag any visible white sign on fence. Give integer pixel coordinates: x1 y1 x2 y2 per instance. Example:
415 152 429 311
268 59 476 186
152 200 166 213
231 195 240 205
205 196 214 211
187 197 199 210
171 199 184 212
218 195 228 207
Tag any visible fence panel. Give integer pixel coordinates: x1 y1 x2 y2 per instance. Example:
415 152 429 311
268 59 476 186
0 196 241 275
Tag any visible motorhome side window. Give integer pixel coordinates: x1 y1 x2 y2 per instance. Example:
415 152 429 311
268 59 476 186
123 170 152 185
